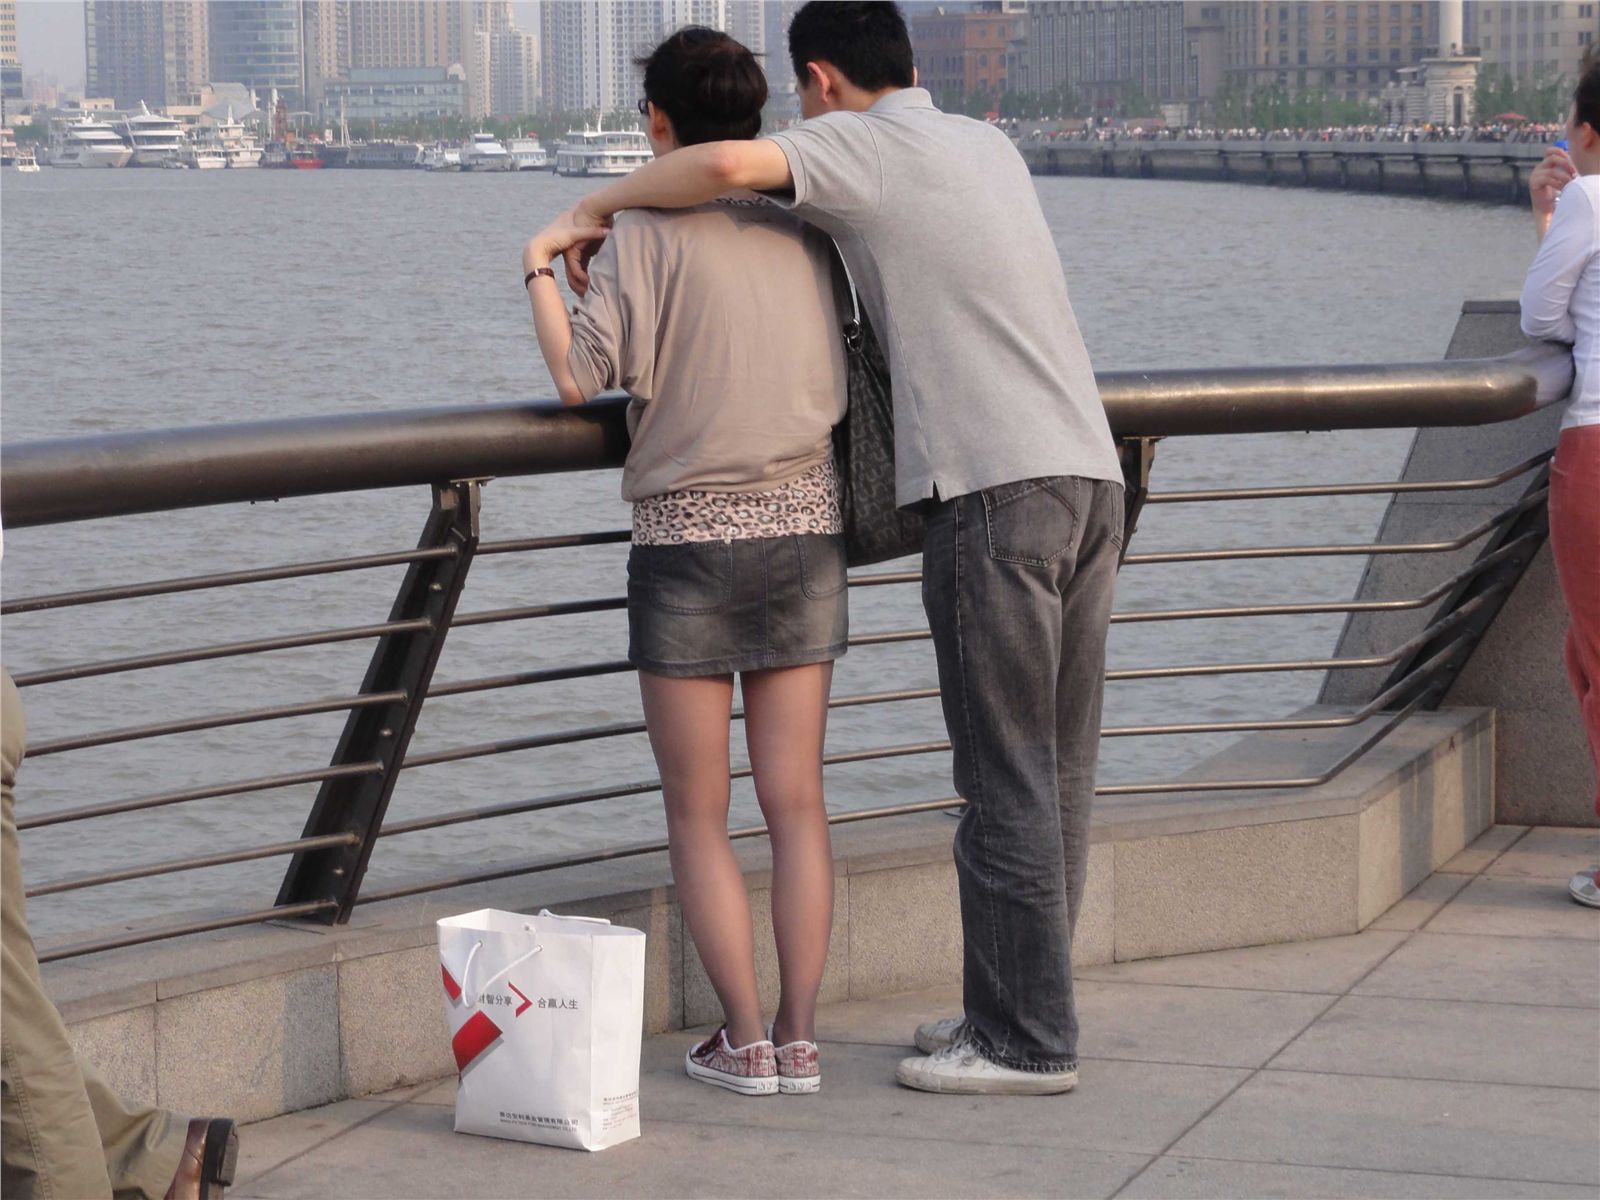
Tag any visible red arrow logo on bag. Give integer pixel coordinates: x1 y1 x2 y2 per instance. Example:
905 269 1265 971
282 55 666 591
508 980 533 1017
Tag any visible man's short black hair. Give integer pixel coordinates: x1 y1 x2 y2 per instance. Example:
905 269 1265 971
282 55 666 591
788 2 914 94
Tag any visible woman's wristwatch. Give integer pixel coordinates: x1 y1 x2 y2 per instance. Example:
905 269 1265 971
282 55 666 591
525 266 555 288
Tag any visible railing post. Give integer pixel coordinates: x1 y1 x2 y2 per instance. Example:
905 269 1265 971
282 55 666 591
1378 464 1551 705
1118 435 1158 563
277 480 481 922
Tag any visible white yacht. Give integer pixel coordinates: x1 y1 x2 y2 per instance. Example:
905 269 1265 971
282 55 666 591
15 148 40 173
418 141 461 171
48 115 133 168
553 122 651 177
458 131 511 171
205 107 262 168
178 139 227 169
116 102 186 167
505 136 548 171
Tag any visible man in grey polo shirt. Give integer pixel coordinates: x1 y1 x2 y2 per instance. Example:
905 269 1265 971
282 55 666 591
553 0 1123 1095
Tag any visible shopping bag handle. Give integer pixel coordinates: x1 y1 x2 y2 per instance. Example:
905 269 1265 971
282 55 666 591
460 931 543 1010
538 908 611 926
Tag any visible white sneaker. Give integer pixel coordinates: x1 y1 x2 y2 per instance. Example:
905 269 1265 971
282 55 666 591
896 1031 1078 1096
913 1015 967 1054
1569 866 1600 909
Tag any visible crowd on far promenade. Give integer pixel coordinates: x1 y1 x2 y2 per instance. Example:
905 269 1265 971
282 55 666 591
1029 121 1563 145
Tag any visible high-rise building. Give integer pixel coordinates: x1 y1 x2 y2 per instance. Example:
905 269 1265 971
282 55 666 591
492 28 539 116
301 0 347 107
1 0 19 123
208 0 304 102
541 1 674 114
344 1 507 117
1471 1 1598 89
761 0 804 104
85 0 209 110
1220 1 1440 106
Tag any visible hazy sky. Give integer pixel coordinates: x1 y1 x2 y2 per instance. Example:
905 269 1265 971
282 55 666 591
16 1 543 94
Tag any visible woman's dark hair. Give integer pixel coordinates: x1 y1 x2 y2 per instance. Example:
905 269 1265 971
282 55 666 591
1576 45 1600 132
788 2 914 94
634 27 766 147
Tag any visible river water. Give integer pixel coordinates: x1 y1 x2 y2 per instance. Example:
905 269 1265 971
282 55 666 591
0 166 1534 938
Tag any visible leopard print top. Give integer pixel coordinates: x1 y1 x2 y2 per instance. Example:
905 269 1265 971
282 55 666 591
631 458 843 545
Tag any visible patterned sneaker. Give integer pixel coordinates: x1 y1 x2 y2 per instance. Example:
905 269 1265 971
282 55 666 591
913 1015 967 1054
768 1025 821 1095
685 1025 778 1096
897 1027 1077 1096
1569 866 1600 909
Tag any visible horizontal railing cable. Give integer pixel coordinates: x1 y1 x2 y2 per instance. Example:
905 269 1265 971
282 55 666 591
1144 450 1551 504
15 761 384 830
1123 487 1545 565
12 618 433 688
0 546 457 616
25 833 360 899
26 691 407 758
35 901 340 964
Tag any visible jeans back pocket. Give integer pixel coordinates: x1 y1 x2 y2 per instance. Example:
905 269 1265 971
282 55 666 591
982 478 1080 567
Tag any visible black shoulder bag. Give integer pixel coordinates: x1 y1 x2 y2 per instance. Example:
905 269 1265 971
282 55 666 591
834 285 926 567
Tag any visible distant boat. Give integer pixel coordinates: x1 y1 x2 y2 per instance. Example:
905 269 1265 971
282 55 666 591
459 130 512 171
14 148 39 173
418 142 461 171
506 136 548 170
179 141 226 169
116 102 186 168
48 114 133 168
202 106 263 168
553 121 650 177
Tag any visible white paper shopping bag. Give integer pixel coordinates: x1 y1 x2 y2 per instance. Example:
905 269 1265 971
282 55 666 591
437 908 646 1151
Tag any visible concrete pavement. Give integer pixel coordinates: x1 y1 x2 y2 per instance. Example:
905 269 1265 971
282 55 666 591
233 825 1600 1199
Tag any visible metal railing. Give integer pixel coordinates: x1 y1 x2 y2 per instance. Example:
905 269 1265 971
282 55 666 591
0 344 1571 962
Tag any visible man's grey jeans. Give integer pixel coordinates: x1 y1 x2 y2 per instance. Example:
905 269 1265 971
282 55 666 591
921 475 1123 1072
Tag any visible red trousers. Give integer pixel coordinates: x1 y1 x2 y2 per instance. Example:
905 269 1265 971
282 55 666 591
1549 425 1600 815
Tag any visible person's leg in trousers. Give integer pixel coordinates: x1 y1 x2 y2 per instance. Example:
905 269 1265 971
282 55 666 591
1 669 187 1200
1055 481 1123 941
920 476 1118 1071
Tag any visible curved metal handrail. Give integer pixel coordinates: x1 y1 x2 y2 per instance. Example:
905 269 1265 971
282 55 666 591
0 345 1572 528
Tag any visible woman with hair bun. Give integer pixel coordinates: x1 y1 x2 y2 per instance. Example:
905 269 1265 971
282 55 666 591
521 27 847 1095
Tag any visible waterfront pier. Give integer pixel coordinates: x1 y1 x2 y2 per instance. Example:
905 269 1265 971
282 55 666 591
1021 139 1550 206
2 301 1594 1196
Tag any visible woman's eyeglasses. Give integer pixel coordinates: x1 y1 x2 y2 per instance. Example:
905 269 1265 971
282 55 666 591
637 98 650 116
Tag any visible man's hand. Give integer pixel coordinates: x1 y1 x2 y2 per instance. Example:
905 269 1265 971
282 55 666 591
1530 145 1576 219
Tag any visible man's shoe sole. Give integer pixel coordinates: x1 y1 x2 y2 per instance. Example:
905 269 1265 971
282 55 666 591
895 1061 1078 1095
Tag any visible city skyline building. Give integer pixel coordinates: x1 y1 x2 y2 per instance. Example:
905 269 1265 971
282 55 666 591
911 1 1023 104
1009 2 1220 118
1469 1 1598 89
84 0 208 111
1 0 19 123
491 26 539 116
207 0 304 104
1219 1 1441 108
324 62 463 120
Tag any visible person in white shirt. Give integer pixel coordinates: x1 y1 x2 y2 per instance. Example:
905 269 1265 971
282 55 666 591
1520 48 1600 908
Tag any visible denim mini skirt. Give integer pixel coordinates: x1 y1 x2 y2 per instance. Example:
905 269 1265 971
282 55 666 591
626 533 849 677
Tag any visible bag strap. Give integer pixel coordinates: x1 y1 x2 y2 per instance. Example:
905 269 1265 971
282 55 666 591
460 932 543 1010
